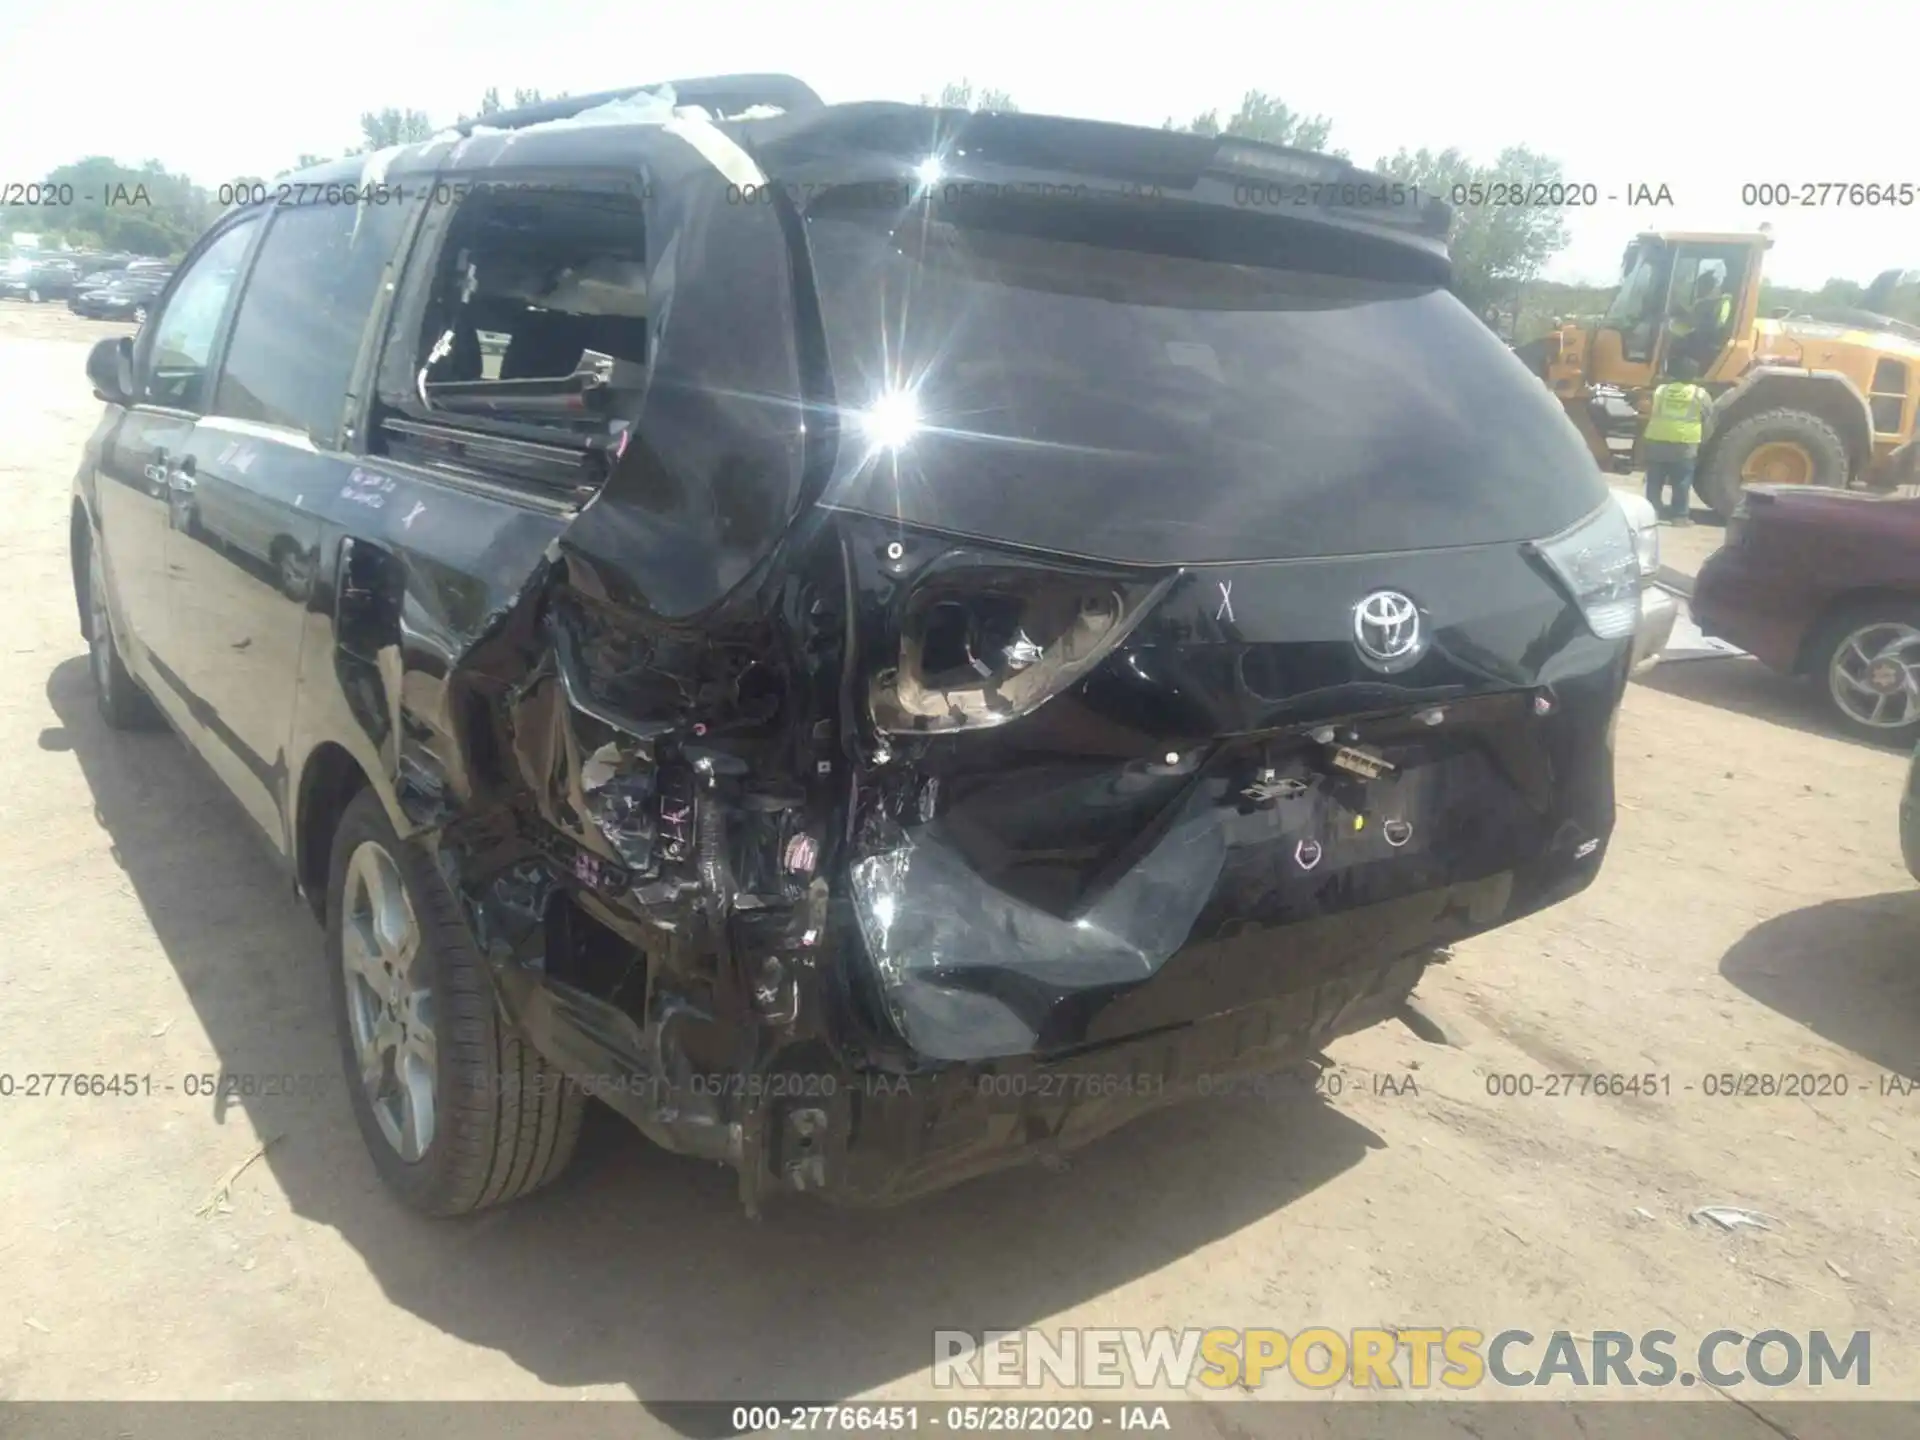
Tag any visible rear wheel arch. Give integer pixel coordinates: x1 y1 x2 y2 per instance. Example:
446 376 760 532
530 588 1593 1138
70 501 94 639
1793 588 1920 674
295 743 374 922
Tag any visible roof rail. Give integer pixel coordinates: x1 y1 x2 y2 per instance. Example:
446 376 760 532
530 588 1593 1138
454 74 824 135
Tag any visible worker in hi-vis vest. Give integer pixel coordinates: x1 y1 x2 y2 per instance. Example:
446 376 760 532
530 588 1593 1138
1643 358 1716 525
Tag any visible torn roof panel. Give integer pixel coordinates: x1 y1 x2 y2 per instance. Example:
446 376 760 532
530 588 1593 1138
452 75 823 136
502 86 681 140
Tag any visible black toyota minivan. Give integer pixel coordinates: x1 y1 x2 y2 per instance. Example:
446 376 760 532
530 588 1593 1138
71 74 1634 1216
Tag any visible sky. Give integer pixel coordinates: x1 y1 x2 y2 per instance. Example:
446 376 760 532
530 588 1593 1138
1 0 1907 289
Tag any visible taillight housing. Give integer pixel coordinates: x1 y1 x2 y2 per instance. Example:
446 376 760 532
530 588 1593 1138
868 557 1171 734
1631 513 1661 578
1530 500 1639 641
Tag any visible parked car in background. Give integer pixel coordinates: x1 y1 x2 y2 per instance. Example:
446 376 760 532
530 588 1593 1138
71 257 134 289
70 270 170 322
1 255 84 303
1693 484 1920 742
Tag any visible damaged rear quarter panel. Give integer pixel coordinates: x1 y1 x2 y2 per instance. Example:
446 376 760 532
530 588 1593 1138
290 134 853 1206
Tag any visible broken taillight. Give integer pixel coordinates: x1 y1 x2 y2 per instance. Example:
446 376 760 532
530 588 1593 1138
868 559 1171 734
1530 500 1639 641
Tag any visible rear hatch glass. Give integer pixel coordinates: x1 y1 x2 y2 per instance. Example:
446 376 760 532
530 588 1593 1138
809 202 1606 565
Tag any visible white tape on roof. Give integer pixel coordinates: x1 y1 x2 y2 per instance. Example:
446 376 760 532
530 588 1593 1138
663 116 767 188
482 85 767 187
351 144 409 244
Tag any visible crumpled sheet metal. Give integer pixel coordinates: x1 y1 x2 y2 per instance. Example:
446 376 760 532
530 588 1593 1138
1660 591 1747 662
513 85 683 133
850 806 1230 1062
460 84 770 188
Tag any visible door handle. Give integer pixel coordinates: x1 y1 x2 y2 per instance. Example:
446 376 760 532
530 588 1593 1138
166 457 196 494
142 448 169 486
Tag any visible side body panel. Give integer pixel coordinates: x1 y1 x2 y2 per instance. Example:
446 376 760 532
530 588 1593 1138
282 463 572 859
1693 491 1920 673
163 174 437 859
93 406 192 676
165 421 332 853
86 210 269 735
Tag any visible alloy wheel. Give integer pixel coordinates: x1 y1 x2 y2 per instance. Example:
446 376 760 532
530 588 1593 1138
340 840 438 1161
1828 621 1920 730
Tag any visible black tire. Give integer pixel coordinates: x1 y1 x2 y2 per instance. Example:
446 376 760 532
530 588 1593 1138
81 532 162 730
1698 408 1849 519
326 788 583 1216
269 538 311 602
1805 601 1920 745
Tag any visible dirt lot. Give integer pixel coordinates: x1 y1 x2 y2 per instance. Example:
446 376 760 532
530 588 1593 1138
3 302 1918 1416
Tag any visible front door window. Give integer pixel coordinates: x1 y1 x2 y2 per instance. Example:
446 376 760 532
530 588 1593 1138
138 219 260 412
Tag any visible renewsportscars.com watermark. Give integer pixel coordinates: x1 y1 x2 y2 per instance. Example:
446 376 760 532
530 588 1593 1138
934 1328 1872 1392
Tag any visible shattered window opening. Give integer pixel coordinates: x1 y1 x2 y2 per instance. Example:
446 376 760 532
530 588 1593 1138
372 177 650 498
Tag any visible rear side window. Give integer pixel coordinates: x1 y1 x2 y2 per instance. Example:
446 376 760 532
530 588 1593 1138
412 181 650 413
213 198 411 445
366 177 652 502
810 207 1607 564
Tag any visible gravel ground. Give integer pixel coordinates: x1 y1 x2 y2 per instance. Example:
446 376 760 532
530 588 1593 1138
2 304 1916 1418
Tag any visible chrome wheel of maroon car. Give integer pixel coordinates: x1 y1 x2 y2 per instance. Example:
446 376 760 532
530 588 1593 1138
1827 620 1920 731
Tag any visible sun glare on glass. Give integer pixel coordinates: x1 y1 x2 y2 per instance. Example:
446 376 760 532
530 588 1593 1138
859 389 923 452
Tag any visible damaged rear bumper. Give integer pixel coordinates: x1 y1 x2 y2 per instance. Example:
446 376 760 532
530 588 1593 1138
489 844 1601 1207
1631 583 1678 675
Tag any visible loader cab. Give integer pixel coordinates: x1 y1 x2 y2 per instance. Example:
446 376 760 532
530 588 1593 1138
1591 232 1768 387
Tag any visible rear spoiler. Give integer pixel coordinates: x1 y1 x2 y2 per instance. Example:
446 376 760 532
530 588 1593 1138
1204 136 1452 241
732 104 1452 249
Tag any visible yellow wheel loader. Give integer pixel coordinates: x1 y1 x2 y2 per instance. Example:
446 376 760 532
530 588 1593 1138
1519 234 1920 519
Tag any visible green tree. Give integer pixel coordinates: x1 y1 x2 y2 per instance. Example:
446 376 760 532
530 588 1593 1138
0 156 214 257
1167 90 1336 153
923 80 1020 113
1376 144 1572 316
457 86 569 125
1815 276 1866 309
352 108 436 155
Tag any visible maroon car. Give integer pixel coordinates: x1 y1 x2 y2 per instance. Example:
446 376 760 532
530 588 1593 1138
1693 483 1920 741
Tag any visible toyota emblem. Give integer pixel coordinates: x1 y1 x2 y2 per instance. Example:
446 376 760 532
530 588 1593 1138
1352 590 1424 673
